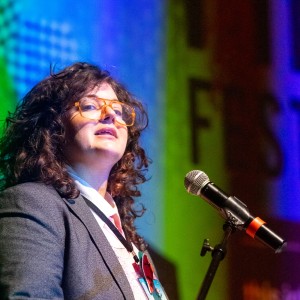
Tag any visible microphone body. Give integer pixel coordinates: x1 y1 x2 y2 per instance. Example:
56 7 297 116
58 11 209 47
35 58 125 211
184 170 286 253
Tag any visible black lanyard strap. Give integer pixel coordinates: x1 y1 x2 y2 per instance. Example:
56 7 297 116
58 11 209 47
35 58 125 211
83 196 140 264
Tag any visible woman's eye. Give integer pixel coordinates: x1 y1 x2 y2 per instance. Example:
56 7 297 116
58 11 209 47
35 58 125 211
111 103 123 116
82 104 97 111
113 109 123 116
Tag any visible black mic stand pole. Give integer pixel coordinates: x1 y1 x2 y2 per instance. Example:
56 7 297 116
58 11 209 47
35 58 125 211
197 219 237 300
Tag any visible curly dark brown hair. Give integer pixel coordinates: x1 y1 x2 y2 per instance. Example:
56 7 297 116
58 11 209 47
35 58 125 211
0 62 150 250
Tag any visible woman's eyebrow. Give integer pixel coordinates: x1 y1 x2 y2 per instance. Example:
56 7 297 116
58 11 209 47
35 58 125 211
85 94 118 101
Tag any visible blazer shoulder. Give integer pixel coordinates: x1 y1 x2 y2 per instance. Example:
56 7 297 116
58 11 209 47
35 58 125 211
0 182 66 212
3 182 60 196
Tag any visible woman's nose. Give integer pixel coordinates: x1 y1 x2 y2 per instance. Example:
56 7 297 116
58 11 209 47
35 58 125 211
100 105 116 121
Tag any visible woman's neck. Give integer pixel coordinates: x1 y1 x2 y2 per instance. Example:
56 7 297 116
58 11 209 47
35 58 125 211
69 163 110 197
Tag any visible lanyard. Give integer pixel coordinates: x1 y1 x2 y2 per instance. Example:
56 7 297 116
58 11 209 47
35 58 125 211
83 196 140 264
83 196 168 299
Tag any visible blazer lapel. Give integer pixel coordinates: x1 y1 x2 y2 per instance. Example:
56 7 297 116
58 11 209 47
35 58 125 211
63 195 135 299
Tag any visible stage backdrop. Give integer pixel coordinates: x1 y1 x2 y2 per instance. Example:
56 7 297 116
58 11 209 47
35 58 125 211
1 1 300 300
164 0 300 299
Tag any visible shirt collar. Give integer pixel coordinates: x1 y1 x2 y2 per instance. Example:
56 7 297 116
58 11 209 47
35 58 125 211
67 166 119 218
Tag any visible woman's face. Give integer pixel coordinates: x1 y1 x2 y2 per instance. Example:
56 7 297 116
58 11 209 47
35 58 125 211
63 82 128 170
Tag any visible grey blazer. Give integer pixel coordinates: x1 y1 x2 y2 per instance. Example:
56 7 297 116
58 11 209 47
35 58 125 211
0 182 136 299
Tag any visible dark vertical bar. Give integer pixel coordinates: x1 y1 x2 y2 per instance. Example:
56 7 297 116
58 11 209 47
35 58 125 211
189 78 211 164
185 0 206 49
290 0 300 70
254 0 270 64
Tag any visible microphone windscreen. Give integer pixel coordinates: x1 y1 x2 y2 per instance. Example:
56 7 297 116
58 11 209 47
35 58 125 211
184 170 210 195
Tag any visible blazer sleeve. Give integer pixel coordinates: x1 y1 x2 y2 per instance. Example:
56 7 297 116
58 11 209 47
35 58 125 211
0 183 66 299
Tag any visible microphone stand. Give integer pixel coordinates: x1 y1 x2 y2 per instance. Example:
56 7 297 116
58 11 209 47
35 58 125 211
197 219 237 300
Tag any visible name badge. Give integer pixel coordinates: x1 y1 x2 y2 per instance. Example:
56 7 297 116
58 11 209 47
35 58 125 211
138 252 168 299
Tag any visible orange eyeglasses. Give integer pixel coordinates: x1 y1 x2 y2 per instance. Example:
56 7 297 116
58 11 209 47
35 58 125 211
74 95 136 126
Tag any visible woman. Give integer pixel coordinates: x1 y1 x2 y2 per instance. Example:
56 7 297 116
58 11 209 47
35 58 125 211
0 62 167 299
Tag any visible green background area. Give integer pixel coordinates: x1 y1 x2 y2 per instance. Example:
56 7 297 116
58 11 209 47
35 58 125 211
163 2 228 299
0 58 17 127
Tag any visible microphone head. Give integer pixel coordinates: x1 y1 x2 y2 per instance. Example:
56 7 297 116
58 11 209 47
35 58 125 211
184 170 210 196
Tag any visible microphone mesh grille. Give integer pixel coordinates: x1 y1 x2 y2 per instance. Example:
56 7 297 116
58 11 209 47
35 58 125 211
184 170 210 195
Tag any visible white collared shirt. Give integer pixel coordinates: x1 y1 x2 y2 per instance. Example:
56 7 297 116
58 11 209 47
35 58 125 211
68 168 148 299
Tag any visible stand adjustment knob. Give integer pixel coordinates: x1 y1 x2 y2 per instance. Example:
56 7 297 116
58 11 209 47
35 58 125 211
200 239 214 257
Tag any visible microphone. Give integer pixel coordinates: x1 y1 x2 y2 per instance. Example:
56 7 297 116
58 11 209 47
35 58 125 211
184 170 286 253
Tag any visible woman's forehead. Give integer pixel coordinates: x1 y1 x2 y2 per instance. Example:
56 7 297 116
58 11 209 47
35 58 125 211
88 83 117 99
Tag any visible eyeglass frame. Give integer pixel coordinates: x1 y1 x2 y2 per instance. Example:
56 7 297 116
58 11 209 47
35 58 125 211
74 96 136 127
